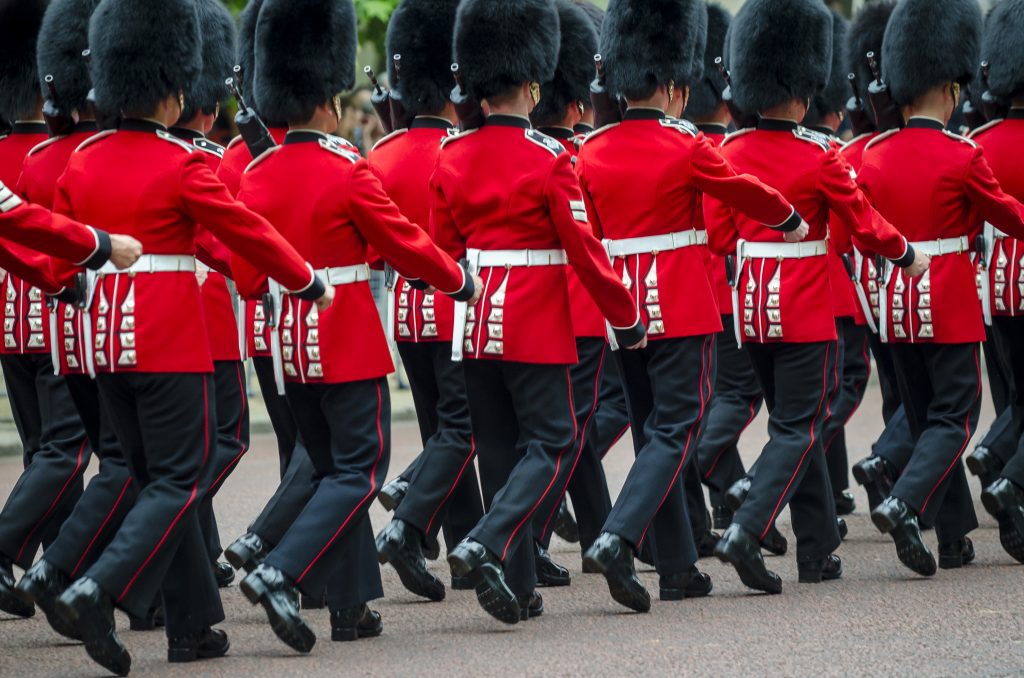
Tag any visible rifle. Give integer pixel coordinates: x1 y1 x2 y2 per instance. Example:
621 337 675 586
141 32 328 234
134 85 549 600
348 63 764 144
866 52 903 132
364 65 396 134
450 64 486 132
846 72 875 136
226 68 276 158
42 75 76 137
980 61 1009 122
388 55 416 131
590 54 621 128
716 57 758 130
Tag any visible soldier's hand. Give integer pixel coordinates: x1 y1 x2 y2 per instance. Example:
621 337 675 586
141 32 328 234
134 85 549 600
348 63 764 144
783 220 810 243
468 273 484 306
626 335 648 350
109 234 143 270
905 250 931 278
315 283 336 312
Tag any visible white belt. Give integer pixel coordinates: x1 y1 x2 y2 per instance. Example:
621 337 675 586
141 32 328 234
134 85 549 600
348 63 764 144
603 229 707 258
97 254 196 275
318 264 370 286
451 248 567 362
851 249 878 334
910 236 969 257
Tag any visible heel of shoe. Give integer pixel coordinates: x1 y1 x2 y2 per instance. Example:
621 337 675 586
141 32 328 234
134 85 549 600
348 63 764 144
239 576 265 606
981 487 1007 517
167 645 198 663
447 552 473 578
659 587 683 601
331 626 358 642
871 509 898 534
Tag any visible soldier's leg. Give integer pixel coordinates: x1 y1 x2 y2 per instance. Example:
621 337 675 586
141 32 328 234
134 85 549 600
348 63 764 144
593 353 631 459
252 356 299 478
0 354 44 467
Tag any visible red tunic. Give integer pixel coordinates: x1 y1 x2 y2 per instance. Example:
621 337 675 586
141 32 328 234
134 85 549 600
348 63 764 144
841 132 882 327
431 114 641 364
235 130 469 384
859 117 1024 344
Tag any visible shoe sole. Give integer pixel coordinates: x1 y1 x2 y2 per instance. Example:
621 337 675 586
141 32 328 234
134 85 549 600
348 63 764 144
582 553 651 613
965 453 992 479
55 595 130 676
379 539 445 602
659 579 713 601
872 511 937 576
16 579 80 641
377 490 402 512
0 583 34 618
714 542 782 594
332 624 383 642
223 546 258 574
240 577 316 653
553 511 580 544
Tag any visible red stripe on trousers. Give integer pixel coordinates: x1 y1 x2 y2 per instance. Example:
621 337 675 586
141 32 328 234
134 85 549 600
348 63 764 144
425 438 476 537
15 440 88 563
72 477 133 577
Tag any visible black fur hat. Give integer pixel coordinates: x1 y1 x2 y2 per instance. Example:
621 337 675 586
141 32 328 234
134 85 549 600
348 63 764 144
686 2 708 86
254 0 357 124
882 0 982 106
728 0 832 115
982 0 1024 101
236 0 264 104
37 0 100 116
454 0 560 102
601 0 702 100
846 0 895 124
89 0 201 115
531 0 598 126
181 0 236 122
386 0 461 117
686 3 730 119
806 10 849 124
573 0 605 35
0 0 49 119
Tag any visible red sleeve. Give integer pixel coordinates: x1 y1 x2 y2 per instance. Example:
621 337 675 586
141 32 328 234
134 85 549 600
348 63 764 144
194 228 233 277
0 238 61 294
0 187 106 265
573 152 605 240
963 147 1024 241
821 152 908 262
703 194 740 257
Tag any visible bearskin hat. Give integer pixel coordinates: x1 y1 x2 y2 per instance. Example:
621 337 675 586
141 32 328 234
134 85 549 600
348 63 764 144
573 0 605 35
0 0 49 120
236 0 263 105
531 0 598 126
687 2 708 86
805 10 849 126
685 3 730 119
89 0 201 115
386 0 461 117
181 0 236 122
982 0 1024 101
454 0 560 102
882 0 982 106
846 0 895 125
254 0 357 124
601 0 703 100
37 0 99 117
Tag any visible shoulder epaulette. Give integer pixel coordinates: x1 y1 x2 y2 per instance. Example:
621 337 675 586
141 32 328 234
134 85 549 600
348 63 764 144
193 137 224 158
792 125 831 152
525 129 565 157
226 135 244 150
244 145 282 173
326 134 359 152
155 129 194 153
840 132 874 152
440 127 479 149
26 135 66 157
580 122 619 145
864 127 900 152
74 129 116 153
720 127 755 147
370 128 408 152
968 119 1003 140
659 117 698 137
318 137 360 163
943 129 977 148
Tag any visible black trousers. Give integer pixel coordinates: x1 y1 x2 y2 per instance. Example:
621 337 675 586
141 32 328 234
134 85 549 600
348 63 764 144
393 341 482 549
604 336 714 575
463 360 576 597
593 353 631 459
865 336 916 470
253 356 301 478
0 353 89 568
250 446 315 547
822 319 871 495
264 379 388 610
889 343 981 543
990 316 1024 487
87 373 222 637
735 341 841 563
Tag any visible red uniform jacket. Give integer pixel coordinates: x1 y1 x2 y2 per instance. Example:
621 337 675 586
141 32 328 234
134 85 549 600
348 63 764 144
431 114 642 363
578 109 799 342
859 117 1024 344
54 119 319 374
236 130 470 384
707 119 910 344
367 117 458 343
693 123 732 315
841 131 882 327
970 112 1024 319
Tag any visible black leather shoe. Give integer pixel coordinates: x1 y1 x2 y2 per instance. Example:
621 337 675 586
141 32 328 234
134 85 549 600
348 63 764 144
331 605 382 642
659 566 713 600
712 505 733 531
553 500 580 543
0 555 33 618
168 627 230 663
966 445 1001 488
835 490 856 516
448 540 520 624
224 532 267 574
837 517 848 541
871 496 936 576
761 523 789 556
724 477 751 512
581 559 601 574
55 578 131 676
376 520 445 601
240 565 316 653
581 532 650 613
129 606 164 631
378 477 409 512
535 542 570 587
938 537 975 569
16 560 79 640
451 575 474 590
518 591 544 620
214 561 235 588
714 524 782 594
798 554 843 583
696 530 721 559
982 478 1024 563
852 456 896 511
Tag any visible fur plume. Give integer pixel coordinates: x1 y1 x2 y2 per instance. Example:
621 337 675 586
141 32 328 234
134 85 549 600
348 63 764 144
386 0 461 117
0 0 49 119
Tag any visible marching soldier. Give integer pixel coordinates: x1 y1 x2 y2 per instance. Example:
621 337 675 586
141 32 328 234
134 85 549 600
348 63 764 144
708 0 924 594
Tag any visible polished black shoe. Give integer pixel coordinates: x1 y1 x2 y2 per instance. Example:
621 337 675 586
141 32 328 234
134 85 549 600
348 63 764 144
553 500 580 543
448 540 520 624
224 532 267 574
214 561 235 588
240 565 316 653
581 532 650 613
712 504 733 531
714 524 782 594
376 520 445 601
761 523 789 556
16 560 79 640
835 490 856 516
168 627 230 663
535 542 571 587
659 566 713 601
518 591 544 620
55 578 131 676
331 605 382 642
966 445 1001 488
982 478 1024 563
378 477 409 512
129 606 164 631
938 537 975 570
852 456 896 511
798 554 843 583
451 575 474 590
696 530 721 559
724 477 751 512
0 555 33 618
837 517 848 541
871 496 936 576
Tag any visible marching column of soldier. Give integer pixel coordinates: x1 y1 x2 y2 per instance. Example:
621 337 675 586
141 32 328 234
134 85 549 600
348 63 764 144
0 0 1021 674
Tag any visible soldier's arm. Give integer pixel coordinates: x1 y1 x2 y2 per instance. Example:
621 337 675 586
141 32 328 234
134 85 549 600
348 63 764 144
963 147 1024 241
0 238 62 294
194 228 234 278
